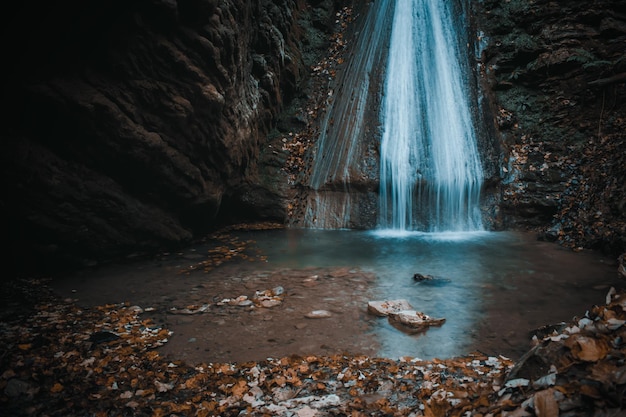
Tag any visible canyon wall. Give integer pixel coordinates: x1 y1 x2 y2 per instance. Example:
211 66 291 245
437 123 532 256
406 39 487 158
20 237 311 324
2 0 624 276
474 0 626 255
1 0 337 274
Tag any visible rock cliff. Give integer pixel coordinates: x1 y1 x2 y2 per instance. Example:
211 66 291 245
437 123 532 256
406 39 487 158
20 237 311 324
2 0 625 276
2 0 336 274
474 0 626 255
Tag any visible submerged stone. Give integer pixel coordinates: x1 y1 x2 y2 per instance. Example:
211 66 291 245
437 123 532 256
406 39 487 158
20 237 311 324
413 273 435 282
413 273 451 286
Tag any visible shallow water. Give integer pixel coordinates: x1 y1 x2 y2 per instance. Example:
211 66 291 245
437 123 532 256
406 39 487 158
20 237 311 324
52 228 623 362
230 228 622 360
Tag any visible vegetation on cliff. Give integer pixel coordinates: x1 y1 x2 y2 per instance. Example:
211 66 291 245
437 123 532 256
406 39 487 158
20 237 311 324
475 0 626 257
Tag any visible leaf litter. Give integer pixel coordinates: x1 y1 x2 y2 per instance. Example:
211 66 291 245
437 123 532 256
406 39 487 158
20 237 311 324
2 273 625 416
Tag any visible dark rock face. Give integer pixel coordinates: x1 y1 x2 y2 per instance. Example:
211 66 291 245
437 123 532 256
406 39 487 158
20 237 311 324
1 0 336 274
474 0 626 254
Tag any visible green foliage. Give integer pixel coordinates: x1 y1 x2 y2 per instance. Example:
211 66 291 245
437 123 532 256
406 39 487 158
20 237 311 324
508 67 523 80
566 49 611 69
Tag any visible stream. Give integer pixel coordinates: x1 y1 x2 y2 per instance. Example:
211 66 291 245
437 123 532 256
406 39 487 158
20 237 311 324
51 229 623 363
228 228 622 360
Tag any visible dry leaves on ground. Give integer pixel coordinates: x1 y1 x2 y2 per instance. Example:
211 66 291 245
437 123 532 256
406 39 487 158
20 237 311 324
2 276 625 416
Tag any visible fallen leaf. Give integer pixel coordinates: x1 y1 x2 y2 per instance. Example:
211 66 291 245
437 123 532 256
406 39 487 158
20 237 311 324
50 382 64 393
534 389 559 417
565 335 608 361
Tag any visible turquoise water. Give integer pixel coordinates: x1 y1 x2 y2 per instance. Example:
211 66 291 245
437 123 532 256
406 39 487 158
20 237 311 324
54 228 622 361
233 228 621 360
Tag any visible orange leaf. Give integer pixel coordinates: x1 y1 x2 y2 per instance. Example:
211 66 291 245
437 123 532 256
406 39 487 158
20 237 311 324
534 389 559 417
50 383 64 393
145 351 159 361
231 380 248 398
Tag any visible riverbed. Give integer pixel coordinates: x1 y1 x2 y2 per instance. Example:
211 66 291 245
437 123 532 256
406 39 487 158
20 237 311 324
50 228 623 365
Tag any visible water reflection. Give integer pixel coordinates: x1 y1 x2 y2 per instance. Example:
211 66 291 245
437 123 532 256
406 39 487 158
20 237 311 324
234 229 621 360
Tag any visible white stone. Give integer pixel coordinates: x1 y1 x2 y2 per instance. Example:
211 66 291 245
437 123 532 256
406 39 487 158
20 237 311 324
367 299 414 316
305 310 332 319
260 299 282 308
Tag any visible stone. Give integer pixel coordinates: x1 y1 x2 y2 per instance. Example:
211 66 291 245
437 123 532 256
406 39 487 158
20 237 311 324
253 288 284 308
387 310 446 329
413 273 434 282
230 296 252 306
4 379 33 398
260 299 282 308
367 300 414 317
305 310 332 319
272 286 285 296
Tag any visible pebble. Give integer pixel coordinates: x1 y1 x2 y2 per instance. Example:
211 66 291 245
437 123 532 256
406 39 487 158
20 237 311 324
260 299 282 308
305 310 332 319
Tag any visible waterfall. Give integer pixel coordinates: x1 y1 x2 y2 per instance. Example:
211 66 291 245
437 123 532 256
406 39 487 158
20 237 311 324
294 0 484 232
378 0 484 232
295 1 395 229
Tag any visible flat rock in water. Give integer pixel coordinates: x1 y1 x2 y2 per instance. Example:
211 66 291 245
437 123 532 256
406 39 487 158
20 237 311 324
388 310 446 329
367 300 414 317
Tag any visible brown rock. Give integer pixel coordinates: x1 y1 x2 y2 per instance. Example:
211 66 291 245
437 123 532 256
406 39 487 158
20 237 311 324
387 310 446 330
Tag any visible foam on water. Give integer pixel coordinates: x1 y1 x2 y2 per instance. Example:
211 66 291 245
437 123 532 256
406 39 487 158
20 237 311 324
371 229 492 241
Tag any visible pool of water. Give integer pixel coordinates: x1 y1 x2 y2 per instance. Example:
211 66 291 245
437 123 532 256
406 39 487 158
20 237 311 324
230 228 622 360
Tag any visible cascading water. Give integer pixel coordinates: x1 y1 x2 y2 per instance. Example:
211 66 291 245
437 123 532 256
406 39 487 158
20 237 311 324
294 1 395 229
378 0 484 232
295 0 484 231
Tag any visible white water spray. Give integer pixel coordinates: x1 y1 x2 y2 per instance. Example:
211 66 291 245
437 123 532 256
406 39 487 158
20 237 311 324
379 0 484 232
